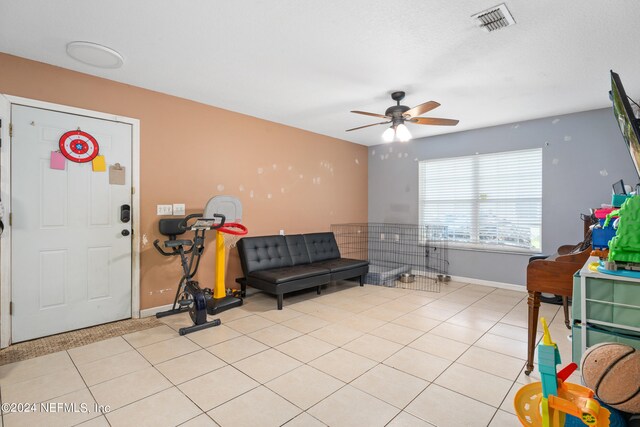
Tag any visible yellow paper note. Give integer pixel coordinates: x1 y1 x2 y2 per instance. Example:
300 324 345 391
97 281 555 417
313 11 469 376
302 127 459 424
92 155 106 172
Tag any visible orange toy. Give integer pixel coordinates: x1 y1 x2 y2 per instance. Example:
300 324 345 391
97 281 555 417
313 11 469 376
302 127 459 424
514 318 611 426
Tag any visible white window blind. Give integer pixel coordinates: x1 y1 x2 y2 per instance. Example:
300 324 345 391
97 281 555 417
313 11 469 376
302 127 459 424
419 148 542 252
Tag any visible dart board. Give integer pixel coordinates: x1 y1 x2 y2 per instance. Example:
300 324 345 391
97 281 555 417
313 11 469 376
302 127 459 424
58 130 100 163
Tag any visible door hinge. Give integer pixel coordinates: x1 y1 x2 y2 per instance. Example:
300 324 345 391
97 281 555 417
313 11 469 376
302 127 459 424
9 301 13 315
131 187 135 195
9 123 12 138
9 213 12 226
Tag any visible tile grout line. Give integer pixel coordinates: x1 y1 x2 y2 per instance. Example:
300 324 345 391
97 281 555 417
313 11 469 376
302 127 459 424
3 281 547 426
201 284 432 424
71 327 211 424
204 286 414 423
285 282 506 426
66 350 111 426
388 285 548 426
378 282 503 425
157 307 338 424
0 380 4 426
106 326 228 425
486 289 564 426
140 321 271 424
3 285 389 426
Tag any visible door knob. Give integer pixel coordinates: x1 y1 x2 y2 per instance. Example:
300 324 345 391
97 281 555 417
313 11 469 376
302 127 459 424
121 230 130 236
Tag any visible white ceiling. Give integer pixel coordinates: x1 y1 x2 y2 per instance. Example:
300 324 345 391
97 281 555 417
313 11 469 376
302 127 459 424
2 1 640 146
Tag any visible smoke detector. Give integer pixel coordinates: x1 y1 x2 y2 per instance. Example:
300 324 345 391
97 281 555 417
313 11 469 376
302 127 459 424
472 3 516 32
66 42 124 69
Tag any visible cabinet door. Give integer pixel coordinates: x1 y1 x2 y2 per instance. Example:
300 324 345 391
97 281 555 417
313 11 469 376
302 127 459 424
577 277 614 323
612 279 640 329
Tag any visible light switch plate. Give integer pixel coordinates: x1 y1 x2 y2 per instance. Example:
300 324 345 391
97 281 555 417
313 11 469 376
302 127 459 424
173 203 186 216
157 204 173 215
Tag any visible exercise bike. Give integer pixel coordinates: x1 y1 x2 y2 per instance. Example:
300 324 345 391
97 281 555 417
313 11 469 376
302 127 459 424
153 213 227 335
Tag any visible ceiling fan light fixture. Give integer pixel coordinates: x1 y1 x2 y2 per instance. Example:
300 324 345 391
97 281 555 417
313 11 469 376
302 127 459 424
347 92 457 140
382 127 395 143
396 124 412 142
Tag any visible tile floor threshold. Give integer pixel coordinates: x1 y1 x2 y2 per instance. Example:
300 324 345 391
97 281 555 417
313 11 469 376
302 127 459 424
0 317 163 366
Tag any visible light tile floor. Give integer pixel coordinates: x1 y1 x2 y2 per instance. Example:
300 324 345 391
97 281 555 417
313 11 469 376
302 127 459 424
0 280 576 427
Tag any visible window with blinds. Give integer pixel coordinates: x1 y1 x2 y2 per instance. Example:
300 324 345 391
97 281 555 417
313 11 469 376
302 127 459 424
419 148 542 252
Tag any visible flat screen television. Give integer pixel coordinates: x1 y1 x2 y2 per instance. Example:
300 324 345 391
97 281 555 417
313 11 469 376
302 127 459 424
610 70 640 181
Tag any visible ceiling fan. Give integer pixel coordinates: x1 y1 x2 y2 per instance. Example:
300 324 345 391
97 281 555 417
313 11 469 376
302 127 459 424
346 91 459 142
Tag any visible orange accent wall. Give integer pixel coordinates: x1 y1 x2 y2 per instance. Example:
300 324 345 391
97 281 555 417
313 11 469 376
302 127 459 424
0 53 368 310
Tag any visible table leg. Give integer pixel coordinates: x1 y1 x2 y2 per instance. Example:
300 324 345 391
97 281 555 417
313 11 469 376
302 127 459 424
562 296 570 329
525 290 541 375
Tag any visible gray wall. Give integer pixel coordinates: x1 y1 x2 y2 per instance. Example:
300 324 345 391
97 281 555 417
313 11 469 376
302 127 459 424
368 108 639 286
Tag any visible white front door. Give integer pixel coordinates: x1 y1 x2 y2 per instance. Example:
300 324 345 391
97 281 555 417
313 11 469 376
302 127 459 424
11 105 132 342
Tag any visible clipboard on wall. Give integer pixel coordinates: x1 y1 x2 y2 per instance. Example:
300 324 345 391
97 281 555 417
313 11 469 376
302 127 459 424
109 163 126 185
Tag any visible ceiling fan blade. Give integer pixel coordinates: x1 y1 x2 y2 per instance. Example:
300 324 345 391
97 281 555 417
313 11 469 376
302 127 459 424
345 121 391 132
351 110 389 119
403 101 440 118
410 117 459 126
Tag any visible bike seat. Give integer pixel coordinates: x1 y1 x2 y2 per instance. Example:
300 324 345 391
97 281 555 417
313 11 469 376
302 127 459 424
164 239 192 248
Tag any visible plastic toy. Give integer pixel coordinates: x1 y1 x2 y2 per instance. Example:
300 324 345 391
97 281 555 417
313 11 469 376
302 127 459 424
589 249 609 260
204 196 248 314
605 196 640 270
514 318 611 426
592 208 618 251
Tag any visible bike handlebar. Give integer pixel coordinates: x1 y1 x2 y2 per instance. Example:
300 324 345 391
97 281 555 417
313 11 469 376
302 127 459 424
153 213 227 257
178 213 226 231
153 239 174 256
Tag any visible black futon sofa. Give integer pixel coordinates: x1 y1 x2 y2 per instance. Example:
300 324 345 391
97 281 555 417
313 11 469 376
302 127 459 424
236 232 369 309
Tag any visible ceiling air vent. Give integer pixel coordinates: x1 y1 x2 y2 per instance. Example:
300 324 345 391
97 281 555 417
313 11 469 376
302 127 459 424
472 3 516 32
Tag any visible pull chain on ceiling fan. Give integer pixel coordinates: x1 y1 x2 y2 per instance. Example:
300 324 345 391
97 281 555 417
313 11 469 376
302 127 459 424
346 91 459 142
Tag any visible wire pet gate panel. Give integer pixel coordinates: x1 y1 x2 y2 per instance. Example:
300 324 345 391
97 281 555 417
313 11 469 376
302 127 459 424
330 223 449 292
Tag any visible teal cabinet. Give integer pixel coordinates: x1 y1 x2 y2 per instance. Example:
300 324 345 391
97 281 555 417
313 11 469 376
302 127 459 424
572 258 640 365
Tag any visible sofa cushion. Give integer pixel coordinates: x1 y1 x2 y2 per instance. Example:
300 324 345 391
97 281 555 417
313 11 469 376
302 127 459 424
310 258 369 273
249 265 330 284
285 235 311 265
237 235 293 274
304 232 341 262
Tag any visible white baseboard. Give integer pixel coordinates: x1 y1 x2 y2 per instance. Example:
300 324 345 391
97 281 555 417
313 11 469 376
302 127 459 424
447 275 526 292
140 304 174 318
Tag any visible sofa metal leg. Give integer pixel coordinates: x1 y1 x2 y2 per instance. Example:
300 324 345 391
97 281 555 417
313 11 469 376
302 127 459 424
317 286 321 295
240 281 247 298
359 275 364 286
277 294 283 310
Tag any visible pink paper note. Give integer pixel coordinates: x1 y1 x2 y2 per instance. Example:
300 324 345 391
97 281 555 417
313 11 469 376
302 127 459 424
50 151 66 170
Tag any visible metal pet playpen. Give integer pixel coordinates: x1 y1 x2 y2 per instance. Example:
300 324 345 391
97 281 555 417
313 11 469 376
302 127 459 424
330 223 449 292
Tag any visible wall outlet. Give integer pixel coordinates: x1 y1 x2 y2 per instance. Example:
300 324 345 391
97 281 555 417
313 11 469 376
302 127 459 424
279 229 285 236
173 203 186 216
157 204 173 215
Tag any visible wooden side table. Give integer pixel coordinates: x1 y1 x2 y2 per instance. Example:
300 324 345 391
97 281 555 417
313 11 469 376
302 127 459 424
524 252 587 375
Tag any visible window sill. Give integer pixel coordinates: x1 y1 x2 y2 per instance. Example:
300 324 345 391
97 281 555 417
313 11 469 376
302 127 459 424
444 243 540 256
